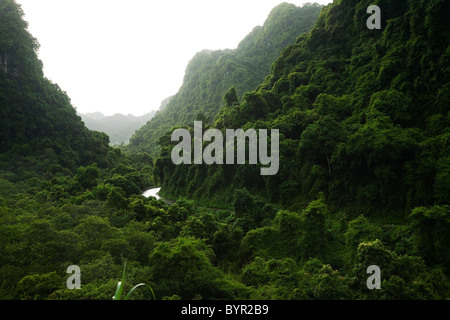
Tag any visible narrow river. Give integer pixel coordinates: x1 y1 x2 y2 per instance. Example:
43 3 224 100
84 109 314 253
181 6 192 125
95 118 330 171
142 187 224 210
142 187 161 200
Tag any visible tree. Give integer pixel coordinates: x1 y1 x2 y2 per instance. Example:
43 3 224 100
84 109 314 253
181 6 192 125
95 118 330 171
308 265 351 300
74 216 116 252
224 87 239 107
352 239 435 299
299 115 345 174
232 188 261 231
76 164 100 190
148 237 228 299
16 272 62 300
409 205 450 268
345 215 382 260
300 198 328 260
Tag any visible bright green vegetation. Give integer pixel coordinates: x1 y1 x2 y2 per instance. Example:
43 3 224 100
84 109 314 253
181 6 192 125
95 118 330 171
148 0 450 298
128 2 323 158
112 261 156 300
0 0 449 300
156 0 450 215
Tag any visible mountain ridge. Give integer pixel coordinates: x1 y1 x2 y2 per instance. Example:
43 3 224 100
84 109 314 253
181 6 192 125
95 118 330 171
154 0 450 215
0 0 448 301
0 0 118 174
128 2 324 156
78 110 156 145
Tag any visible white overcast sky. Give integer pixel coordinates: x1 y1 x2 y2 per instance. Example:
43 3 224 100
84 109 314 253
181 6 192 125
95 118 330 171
16 0 332 116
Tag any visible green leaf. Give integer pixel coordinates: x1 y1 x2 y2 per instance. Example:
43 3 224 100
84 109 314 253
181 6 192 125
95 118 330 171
124 283 157 301
113 281 123 300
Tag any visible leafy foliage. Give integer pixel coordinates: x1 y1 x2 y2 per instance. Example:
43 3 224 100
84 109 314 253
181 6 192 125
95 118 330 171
128 3 323 157
0 0 448 301
155 0 450 218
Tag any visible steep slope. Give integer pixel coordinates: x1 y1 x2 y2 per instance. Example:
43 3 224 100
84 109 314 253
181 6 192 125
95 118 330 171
156 0 449 216
128 3 323 156
0 0 448 301
0 0 117 176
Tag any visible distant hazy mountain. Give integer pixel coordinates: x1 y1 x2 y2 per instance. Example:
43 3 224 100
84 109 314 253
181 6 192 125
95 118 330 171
158 96 173 112
84 112 106 121
79 111 156 145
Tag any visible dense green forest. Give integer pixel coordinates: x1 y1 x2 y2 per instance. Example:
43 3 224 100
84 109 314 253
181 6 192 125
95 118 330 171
0 0 449 301
155 0 450 214
128 2 323 158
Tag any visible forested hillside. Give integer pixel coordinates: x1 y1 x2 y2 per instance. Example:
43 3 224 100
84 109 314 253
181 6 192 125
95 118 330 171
0 1 122 176
128 2 323 157
0 0 156 299
0 0 448 301
150 0 450 298
157 0 449 215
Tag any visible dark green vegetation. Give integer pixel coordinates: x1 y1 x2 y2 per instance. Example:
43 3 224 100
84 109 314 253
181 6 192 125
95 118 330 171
128 2 323 157
1 0 449 300
0 2 120 175
146 0 450 299
156 0 450 215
